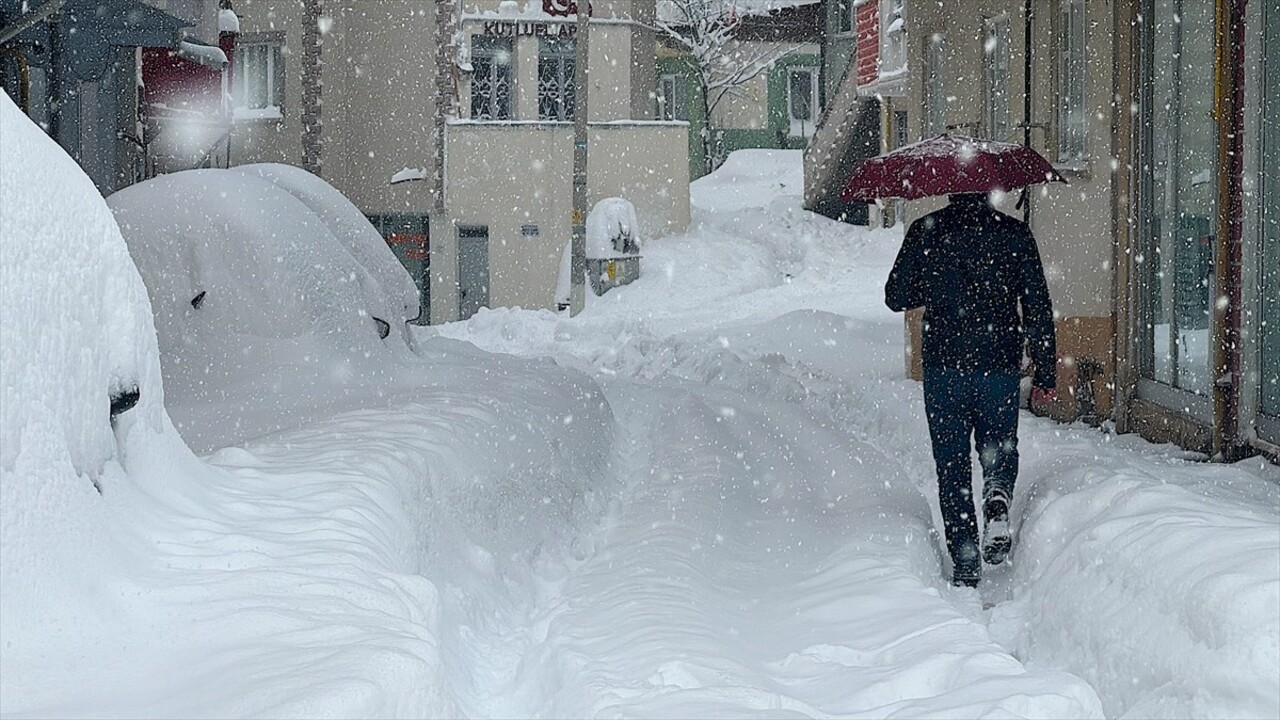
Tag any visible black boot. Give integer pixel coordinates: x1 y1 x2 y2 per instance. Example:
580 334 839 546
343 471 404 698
951 542 981 587
982 492 1012 565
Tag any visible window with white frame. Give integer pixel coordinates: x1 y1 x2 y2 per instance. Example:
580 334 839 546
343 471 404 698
657 74 686 121
1058 0 1087 163
924 33 947 136
787 67 819 136
471 36 514 121
837 0 853 34
538 36 575 121
881 0 906 73
984 14 1011 141
233 39 284 118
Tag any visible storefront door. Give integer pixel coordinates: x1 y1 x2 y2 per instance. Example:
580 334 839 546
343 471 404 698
1139 0 1220 409
1259 0 1280 435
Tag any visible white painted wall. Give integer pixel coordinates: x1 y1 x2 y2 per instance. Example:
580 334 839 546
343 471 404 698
437 121 689 320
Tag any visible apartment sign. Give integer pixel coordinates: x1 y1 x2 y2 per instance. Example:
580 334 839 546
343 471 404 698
482 21 577 37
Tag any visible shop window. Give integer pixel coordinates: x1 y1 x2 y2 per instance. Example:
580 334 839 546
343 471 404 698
233 39 284 119
538 37 575 122
984 14 1011 142
366 214 429 323
1260 2 1280 419
471 36 514 121
1057 0 1087 163
787 67 818 137
1140 0 1218 396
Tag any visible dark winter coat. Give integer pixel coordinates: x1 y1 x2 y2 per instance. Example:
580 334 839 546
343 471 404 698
885 195 1057 389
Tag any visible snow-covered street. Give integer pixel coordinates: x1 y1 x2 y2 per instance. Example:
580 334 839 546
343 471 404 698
3 129 1277 718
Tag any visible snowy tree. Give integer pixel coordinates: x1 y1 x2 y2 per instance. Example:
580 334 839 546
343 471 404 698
656 0 793 172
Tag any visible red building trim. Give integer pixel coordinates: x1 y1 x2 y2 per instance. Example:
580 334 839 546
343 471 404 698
855 0 880 88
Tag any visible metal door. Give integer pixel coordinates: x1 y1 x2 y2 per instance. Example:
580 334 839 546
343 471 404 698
457 225 490 320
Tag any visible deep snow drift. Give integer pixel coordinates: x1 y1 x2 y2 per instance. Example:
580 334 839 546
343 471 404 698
108 164 422 452
0 90 173 701
2 121 1276 720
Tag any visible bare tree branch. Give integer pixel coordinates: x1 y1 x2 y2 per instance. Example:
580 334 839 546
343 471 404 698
653 0 794 170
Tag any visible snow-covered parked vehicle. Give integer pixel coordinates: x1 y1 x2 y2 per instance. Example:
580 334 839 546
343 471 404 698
0 89 183 699
107 165 422 448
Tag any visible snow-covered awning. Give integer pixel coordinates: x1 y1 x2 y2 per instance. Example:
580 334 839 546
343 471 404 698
177 40 228 69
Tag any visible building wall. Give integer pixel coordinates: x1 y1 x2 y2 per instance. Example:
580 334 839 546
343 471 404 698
459 0 646 123
325 0 437 215
896 0 1117 420
227 0 306 168
229 0 683 325
437 121 689 321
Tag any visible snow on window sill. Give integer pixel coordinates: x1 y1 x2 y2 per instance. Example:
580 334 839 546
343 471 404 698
233 106 284 122
1053 158 1092 180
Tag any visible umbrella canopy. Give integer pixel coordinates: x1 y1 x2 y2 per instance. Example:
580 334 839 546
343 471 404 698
840 134 1067 202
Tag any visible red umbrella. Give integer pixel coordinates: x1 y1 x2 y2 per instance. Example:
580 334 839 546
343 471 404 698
840 134 1067 202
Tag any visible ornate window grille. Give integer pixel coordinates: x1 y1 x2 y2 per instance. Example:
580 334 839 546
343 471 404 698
538 37 575 121
471 36 514 121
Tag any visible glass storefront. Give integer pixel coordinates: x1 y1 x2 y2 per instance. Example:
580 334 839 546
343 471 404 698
1262 3 1280 420
1140 0 1219 396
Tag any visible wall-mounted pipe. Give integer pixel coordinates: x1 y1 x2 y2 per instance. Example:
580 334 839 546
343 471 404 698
1022 0 1032 223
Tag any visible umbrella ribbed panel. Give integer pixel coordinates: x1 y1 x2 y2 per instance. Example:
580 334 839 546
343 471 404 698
842 134 1067 202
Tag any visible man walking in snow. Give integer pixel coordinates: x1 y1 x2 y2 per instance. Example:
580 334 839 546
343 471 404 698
885 193 1057 588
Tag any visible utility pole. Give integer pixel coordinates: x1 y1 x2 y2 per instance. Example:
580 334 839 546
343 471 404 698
428 0 457 325
1022 0 1032 224
570 1 590 316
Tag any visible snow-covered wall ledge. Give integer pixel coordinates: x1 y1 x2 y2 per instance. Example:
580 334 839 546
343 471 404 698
446 118 689 127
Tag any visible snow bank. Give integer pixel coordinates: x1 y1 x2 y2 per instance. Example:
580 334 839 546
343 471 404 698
994 449 1280 719
108 166 421 450
0 90 171 706
692 149 805 214
441 148 1279 719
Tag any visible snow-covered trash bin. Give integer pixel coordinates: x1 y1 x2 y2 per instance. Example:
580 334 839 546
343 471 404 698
586 197 642 296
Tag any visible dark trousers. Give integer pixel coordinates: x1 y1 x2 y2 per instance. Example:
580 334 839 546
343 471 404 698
922 367 1021 574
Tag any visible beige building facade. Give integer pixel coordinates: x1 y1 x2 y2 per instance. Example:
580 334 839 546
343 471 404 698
878 0 1118 425
225 0 689 323
809 0 1276 459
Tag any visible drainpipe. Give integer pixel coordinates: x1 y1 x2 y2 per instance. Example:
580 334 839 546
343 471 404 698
570 3 590 316
1022 0 1032 223
1211 0 1245 460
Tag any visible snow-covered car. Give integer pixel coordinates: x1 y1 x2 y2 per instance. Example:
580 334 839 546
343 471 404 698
1 89 175 676
107 165 422 447
109 164 418 346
